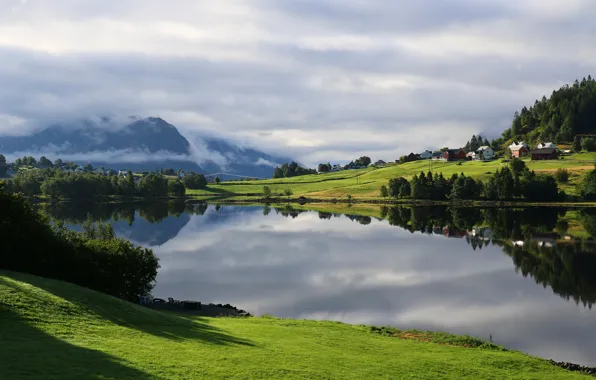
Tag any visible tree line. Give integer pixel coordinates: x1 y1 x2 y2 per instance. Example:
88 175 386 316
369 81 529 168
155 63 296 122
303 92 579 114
273 162 317 178
0 183 160 301
1 166 210 199
381 158 563 202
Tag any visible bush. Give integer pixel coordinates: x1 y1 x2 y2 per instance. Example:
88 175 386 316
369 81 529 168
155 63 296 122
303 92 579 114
0 185 159 301
183 173 208 189
554 169 569 183
582 137 596 152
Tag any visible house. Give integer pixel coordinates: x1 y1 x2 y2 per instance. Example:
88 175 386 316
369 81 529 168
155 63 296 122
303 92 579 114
531 148 558 160
419 150 433 160
466 152 476 160
510 145 529 158
476 146 495 161
330 164 343 172
508 141 528 150
431 151 443 160
118 170 129 177
442 149 467 161
179 170 186 178
537 142 556 149
406 153 418 162
374 160 386 166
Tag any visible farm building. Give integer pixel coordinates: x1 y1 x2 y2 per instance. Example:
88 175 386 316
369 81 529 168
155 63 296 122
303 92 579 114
510 145 529 158
531 148 558 160
442 149 467 161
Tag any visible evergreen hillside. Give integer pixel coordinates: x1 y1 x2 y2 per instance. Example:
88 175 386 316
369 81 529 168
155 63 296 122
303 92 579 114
502 76 596 144
0 270 587 379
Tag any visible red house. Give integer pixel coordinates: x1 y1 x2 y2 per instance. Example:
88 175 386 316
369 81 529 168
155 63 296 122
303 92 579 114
511 145 529 158
442 149 467 161
531 148 558 160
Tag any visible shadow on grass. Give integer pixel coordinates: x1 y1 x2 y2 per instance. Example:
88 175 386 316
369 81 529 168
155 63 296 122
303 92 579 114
0 308 154 380
1 273 254 347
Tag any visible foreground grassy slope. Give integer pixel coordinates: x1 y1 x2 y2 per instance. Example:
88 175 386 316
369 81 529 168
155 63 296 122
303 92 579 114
0 271 588 379
189 153 596 200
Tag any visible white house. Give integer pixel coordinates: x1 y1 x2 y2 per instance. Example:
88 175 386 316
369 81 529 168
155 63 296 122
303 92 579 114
538 142 556 149
476 146 495 161
330 164 343 172
118 170 129 177
179 171 186 178
418 150 432 159
466 151 476 160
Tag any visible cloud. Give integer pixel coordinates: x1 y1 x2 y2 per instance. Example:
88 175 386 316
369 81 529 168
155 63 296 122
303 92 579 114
0 0 595 166
4 147 196 165
255 158 278 167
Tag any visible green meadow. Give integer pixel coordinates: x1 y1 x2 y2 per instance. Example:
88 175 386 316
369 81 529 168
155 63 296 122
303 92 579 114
187 152 596 200
1 270 589 379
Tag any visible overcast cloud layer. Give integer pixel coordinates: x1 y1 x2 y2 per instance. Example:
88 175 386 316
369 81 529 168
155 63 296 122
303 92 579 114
1 0 595 165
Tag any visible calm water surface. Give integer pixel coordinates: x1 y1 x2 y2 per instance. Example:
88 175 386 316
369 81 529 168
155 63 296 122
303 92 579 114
46 202 596 366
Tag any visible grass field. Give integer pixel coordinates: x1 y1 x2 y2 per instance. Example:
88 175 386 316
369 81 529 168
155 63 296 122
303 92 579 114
188 153 596 200
0 270 588 379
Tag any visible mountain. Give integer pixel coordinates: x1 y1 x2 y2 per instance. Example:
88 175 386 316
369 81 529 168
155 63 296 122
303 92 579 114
501 76 596 144
0 117 292 178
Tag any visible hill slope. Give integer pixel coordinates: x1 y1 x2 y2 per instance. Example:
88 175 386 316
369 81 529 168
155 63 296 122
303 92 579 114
188 152 596 199
0 117 291 178
0 270 587 379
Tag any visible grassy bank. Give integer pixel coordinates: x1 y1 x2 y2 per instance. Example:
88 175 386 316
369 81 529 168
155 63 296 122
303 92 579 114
0 270 590 379
187 153 596 201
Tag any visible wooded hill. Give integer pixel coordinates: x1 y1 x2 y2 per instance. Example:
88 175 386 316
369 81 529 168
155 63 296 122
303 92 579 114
502 76 596 144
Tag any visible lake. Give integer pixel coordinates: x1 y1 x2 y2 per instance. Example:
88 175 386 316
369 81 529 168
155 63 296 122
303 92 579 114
43 201 596 366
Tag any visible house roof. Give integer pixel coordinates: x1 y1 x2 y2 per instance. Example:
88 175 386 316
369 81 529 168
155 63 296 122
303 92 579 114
477 146 491 151
531 148 557 154
510 145 528 151
432 151 442 157
446 148 464 154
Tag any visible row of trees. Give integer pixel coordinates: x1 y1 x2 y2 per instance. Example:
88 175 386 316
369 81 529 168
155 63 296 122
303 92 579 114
0 183 160 301
1 168 207 199
272 162 317 178
382 159 563 202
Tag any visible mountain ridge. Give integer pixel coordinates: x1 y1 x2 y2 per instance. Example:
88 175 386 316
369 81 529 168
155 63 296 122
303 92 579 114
0 117 292 178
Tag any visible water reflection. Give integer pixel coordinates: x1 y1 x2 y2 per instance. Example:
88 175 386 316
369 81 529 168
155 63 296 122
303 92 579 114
42 202 596 366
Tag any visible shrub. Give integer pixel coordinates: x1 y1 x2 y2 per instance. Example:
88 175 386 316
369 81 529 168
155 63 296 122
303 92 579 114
554 169 569 183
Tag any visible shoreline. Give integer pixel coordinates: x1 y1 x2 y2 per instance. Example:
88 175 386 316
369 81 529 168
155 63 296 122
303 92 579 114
146 299 596 377
22 193 596 208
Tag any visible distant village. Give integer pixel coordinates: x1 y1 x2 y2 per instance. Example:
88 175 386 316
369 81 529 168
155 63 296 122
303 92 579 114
327 141 566 173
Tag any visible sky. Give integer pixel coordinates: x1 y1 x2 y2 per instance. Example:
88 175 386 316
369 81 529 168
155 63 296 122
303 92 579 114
1 0 596 166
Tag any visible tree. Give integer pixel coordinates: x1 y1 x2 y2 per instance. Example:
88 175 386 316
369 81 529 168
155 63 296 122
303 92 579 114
574 136 583 152
183 173 208 189
388 177 410 198
379 185 388 198
168 180 186 197
38 156 53 168
510 158 527 177
355 156 371 167
554 169 569 183
582 137 596 152
318 163 330 172
84 164 94 172
54 158 63 167
263 186 272 198
215 177 221 184
580 169 596 200
284 188 293 201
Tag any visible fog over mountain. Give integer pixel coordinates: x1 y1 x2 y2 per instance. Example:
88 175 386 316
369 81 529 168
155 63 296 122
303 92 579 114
0 116 293 178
